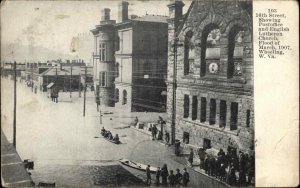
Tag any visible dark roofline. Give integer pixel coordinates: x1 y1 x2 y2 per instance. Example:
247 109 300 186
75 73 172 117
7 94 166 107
177 1 195 34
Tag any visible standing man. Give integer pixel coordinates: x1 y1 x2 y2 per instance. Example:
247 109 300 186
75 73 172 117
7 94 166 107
175 168 182 187
188 148 194 167
155 167 161 186
182 168 190 187
161 164 169 186
146 165 151 186
165 131 170 145
168 170 175 187
197 148 206 169
152 124 158 140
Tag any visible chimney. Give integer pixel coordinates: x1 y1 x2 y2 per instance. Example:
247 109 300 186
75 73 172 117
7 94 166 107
118 1 129 23
167 0 184 30
101 8 111 21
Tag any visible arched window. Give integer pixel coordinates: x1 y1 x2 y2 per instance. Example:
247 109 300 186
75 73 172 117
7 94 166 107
184 31 193 75
122 90 127 105
227 25 244 78
115 88 119 103
200 24 220 77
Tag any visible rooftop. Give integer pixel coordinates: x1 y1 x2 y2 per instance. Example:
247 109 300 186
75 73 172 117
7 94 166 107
133 14 168 23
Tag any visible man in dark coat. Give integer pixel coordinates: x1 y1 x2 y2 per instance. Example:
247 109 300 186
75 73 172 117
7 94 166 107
197 148 206 169
182 168 190 187
161 164 169 186
146 165 151 185
155 167 161 186
152 125 158 139
168 170 176 187
204 156 210 174
165 131 170 144
188 149 194 167
175 168 182 187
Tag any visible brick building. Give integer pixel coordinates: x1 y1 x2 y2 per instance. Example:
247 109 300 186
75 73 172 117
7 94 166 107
166 0 254 155
91 2 168 112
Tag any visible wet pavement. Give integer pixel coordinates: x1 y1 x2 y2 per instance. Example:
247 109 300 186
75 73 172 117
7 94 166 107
1 77 227 187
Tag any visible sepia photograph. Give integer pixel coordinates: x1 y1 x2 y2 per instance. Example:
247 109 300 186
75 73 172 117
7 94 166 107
2 0 256 187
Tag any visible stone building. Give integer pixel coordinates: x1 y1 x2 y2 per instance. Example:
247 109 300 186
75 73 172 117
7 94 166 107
91 2 168 112
166 0 254 155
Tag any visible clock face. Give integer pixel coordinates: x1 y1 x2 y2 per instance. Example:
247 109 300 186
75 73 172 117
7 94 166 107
209 62 219 74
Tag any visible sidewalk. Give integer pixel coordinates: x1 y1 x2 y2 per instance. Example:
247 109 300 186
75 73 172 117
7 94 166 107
130 125 231 187
1 130 34 187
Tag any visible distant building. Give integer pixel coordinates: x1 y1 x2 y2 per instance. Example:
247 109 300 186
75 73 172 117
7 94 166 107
91 2 168 112
166 0 254 155
24 61 90 93
1 61 26 78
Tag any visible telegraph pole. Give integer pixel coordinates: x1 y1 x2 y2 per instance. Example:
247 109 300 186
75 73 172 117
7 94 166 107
100 110 102 124
83 66 87 117
13 61 17 148
79 76 81 98
70 64 72 98
31 64 33 92
171 36 178 145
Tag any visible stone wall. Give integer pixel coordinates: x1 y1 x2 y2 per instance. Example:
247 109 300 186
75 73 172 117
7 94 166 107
166 0 254 155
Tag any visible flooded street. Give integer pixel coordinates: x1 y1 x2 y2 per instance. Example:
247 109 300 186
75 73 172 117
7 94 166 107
1 78 227 188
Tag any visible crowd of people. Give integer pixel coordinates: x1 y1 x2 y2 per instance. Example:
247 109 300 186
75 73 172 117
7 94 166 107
192 147 255 186
146 164 190 187
101 127 120 144
134 116 255 186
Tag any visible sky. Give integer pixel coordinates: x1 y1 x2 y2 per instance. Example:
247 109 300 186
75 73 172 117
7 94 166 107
1 0 192 61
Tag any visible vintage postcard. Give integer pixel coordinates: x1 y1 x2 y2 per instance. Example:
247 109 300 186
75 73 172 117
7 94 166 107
1 0 298 187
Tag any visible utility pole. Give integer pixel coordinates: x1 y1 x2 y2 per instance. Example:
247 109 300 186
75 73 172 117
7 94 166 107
13 61 17 148
83 66 87 116
79 75 81 98
100 110 102 124
31 64 33 92
70 64 72 98
171 36 178 145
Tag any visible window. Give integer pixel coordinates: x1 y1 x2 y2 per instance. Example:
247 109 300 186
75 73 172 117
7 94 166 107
192 96 198 120
184 31 193 75
200 24 220 77
183 132 190 144
122 90 127 105
246 109 251 127
219 100 227 128
230 102 238 130
183 95 189 118
99 72 107 87
227 26 244 78
99 43 106 61
203 138 211 150
209 99 216 125
200 97 207 122
115 88 119 103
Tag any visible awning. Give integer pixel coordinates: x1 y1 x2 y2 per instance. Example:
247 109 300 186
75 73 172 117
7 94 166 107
47 82 55 89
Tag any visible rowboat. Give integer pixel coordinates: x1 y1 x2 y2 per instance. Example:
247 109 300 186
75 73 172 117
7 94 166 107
104 137 121 144
119 158 158 173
